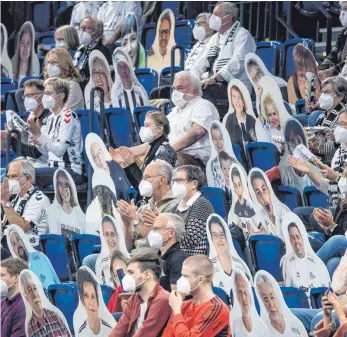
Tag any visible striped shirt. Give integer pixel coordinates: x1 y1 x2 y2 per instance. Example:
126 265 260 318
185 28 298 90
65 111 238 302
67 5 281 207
1 293 26 337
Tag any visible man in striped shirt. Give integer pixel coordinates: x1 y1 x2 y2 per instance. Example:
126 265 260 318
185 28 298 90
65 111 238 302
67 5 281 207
163 255 231 337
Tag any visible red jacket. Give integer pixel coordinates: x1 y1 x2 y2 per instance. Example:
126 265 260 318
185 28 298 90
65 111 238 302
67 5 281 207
107 285 124 313
109 283 171 337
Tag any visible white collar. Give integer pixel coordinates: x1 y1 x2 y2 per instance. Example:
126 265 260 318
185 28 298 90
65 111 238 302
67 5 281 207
177 191 201 212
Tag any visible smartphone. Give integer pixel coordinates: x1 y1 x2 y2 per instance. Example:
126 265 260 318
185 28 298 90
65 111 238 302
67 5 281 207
117 268 125 291
306 72 317 104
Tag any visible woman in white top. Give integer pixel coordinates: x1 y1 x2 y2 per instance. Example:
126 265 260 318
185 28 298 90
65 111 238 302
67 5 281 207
11 21 40 83
43 48 85 110
1 23 13 78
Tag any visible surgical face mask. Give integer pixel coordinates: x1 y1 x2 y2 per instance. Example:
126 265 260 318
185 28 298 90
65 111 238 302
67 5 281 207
55 40 69 50
139 127 155 143
9 177 24 195
193 25 206 42
24 97 39 112
176 276 202 295
47 64 61 78
171 90 192 109
171 182 187 199
318 93 335 110
139 177 161 197
148 230 172 249
42 94 56 110
209 14 222 31
338 177 347 194
79 31 92 45
121 273 146 293
334 125 347 143
340 10 347 27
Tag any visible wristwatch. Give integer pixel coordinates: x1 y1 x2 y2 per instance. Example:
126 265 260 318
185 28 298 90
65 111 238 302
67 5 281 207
132 219 140 228
2 202 11 208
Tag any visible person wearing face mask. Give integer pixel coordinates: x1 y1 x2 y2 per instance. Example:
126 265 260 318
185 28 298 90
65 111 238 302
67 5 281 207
54 25 80 54
44 48 85 110
27 77 84 189
110 111 178 191
162 255 231 337
0 158 50 252
148 213 186 292
318 1 347 81
73 16 112 86
117 160 180 254
109 252 171 337
191 2 256 119
171 165 214 256
0 257 28 337
168 71 219 167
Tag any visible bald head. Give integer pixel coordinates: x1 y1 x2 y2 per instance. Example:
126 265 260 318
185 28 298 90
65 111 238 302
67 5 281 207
183 255 214 281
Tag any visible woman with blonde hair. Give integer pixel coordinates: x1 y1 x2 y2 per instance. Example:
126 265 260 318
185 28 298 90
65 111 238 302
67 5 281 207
11 21 40 83
43 48 85 110
54 25 79 52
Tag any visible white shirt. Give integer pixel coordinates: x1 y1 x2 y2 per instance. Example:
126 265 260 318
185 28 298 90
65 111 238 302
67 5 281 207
267 316 307 337
167 96 219 163
264 125 283 151
233 317 269 337
134 301 148 332
177 191 201 212
259 204 288 239
185 36 213 72
77 319 113 337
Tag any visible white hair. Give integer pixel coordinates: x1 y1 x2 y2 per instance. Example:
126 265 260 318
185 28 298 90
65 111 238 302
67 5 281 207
161 213 186 241
10 157 36 184
151 160 173 184
218 2 239 19
255 274 273 289
196 12 212 23
175 71 203 96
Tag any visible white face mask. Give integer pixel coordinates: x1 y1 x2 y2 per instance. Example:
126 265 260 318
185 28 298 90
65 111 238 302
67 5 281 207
47 64 61 78
9 178 24 195
139 127 154 143
42 94 56 110
121 273 146 293
318 93 335 110
340 10 347 27
171 90 192 109
148 230 171 249
193 25 206 42
338 177 347 194
176 276 201 295
334 126 347 143
171 182 187 199
209 14 222 31
139 177 160 198
24 97 39 112
79 31 92 45
55 40 69 50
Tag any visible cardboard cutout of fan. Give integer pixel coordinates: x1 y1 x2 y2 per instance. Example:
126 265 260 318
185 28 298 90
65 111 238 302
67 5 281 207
1 23 13 77
206 213 252 296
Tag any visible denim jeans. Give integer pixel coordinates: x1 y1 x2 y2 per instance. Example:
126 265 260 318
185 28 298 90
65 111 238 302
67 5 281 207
291 308 339 335
316 235 347 277
82 253 99 273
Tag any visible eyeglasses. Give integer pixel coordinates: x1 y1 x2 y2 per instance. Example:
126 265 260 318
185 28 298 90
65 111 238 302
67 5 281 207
159 29 171 35
22 93 43 99
57 182 70 189
92 70 106 78
211 232 226 240
232 94 243 102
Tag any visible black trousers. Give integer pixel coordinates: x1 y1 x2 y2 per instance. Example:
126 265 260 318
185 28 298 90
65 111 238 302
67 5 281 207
202 82 229 120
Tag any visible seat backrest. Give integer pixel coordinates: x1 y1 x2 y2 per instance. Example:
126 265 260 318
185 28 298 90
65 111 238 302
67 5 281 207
232 142 247 170
256 41 283 76
303 186 329 208
175 20 194 51
142 23 156 53
232 239 246 263
71 234 101 268
276 185 303 211
106 108 135 147
201 186 229 219
310 287 329 309
32 1 52 32
48 283 79 334
280 286 310 308
246 142 280 172
249 234 284 281
162 1 181 17
1 78 17 99
135 68 159 97
212 286 230 306
40 234 71 282
283 38 315 80
5 90 18 112
101 284 114 306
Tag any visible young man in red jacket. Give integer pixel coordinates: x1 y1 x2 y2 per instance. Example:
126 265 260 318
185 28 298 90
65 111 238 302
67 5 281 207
163 255 231 337
109 251 171 337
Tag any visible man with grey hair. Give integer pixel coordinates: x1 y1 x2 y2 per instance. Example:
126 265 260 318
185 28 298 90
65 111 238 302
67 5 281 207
168 71 219 167
117 160 180 254
191 1 256 118
0 158 50 250
148 213 187 291
74 16 112 84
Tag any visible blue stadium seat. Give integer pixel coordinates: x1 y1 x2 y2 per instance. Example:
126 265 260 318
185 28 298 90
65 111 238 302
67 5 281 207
175 20 194 51
295 99 306 114
232 143 247 170
133 106 160 131
1 112 6 130
5 90 18 112
40 234 72 282
256 41 284 76
249 234 285 282
135 68 159 97
19 76 41 88
283 101 293 115
38 32 55 46
310 287 329 309
101 284 114 306
162 1 181 17
276 185 303 211
1 78 17 102
246 142 280 172
106 108 135 147
142 23 156 53
212 286 230 306
283 38 315 81
232 239 246 263
127 187 138 203
76 109 101 138
252 288 261 314
48 283 79 334
303 186 329 208
71 234 101 268
32 1 53 33
280 287 310 308
201 186 229 219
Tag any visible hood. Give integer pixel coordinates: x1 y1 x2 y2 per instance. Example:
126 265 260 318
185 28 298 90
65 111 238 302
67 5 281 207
85 133 112 171
5 224 36 259
1 23 13 77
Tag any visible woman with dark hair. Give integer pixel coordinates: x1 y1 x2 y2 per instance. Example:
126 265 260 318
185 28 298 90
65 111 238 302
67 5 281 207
120 12 146 68
11 21 40 83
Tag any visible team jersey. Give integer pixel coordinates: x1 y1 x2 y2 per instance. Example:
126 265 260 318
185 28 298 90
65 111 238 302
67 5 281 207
77 319 113 337
233 317 269 337
37 108 83 175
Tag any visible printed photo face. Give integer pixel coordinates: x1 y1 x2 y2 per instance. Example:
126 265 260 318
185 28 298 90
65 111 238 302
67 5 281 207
211 125 225 154
20 31 32 62
263 97 281 130
230 86 245 112
159 18 171 55
90 142 108 170
111 258 127 288
257 281 281 321
82 280 99 320
57 174 71 205
91 59 110 97
288 224 305 258
232 169 244 201
220 157 232 186
235 273 251 315
102 218 118 254
10 231 28 262
24 278 42 312
121 20 138 66
251 176 273 216
117 60 131 83
247 60 265 86
210 221 228 255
